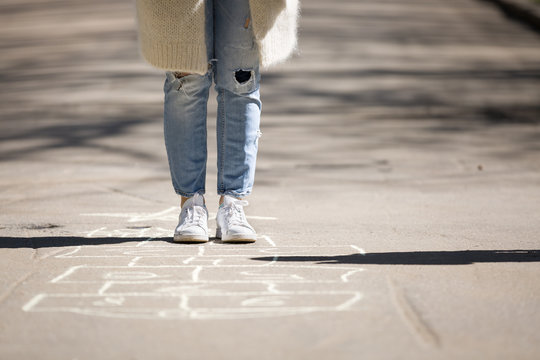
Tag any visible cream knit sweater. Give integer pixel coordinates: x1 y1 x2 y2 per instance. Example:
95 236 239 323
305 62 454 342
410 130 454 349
135 0 300 74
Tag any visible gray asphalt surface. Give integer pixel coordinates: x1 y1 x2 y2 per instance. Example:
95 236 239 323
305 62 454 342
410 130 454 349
1 0 540 359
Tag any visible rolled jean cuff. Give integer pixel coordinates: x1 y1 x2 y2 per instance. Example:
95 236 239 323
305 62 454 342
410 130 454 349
218 190 251 198
174 189 205 198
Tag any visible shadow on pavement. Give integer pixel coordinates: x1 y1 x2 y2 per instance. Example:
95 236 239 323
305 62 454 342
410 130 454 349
251 250 540 265
0 236 267 248
2 0 540 164
0 237 170 248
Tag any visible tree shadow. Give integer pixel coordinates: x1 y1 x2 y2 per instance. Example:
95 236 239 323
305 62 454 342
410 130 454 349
0 236 171 249
0 236 253 248
251 250 540 265
2 0 540 164
478 0 540 33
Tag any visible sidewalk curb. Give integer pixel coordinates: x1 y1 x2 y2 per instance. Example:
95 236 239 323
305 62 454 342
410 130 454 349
482 0 540 32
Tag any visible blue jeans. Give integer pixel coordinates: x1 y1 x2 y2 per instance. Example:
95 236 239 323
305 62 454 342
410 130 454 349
163 0 262 198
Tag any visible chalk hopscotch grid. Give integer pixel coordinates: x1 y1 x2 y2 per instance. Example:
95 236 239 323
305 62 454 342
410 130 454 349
23 229 367 320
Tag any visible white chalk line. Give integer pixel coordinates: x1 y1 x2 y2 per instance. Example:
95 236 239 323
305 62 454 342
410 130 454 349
116 249 168 255
25 305 353 315
136 238 154 247
79 227 172 239
80 208 276 224
208 214 277 221
24 290 361 299
239 271 303 280
52 264 363 270
104 271 163 280
183 257 195 264
350 245 366 255
340 269 365 283
55 246 82 258
191 266 202 282
336 292 363 311
98 282 113 295
266 283 280 294
247 216 278 220
260 235 276 247
22 293 47 312
179 294 190 312
80 207 178 223
22 307 330 320
128 257 142 267
261 255 279 266
45 279 354 284
58 245 359 250
50 265 86 283
241 296 286 307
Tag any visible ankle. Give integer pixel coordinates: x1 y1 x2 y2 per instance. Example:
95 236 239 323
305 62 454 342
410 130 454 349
219 195 243 206
181 196 188 207
181 194 205 207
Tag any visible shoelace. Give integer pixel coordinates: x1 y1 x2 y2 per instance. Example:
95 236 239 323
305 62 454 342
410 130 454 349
224 200 251 228
182 205 207 229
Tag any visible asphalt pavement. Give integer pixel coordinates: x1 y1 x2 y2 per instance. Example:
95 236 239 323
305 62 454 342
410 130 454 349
1 0 540 359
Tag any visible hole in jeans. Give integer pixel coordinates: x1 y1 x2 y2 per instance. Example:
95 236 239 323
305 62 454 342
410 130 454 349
234 70 252 84
173 71 191 79
173 72 192 91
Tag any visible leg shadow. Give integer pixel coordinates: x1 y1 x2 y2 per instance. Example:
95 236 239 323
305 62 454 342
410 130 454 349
251 250 540 265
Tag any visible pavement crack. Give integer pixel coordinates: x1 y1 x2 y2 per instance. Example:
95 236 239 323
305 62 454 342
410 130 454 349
38 247 68 260
0 271 35 307
387 276 440 348
2 246 62 306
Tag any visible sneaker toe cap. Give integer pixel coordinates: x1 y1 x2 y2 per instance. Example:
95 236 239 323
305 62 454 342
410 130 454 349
175 226 208 236
227 224 256 236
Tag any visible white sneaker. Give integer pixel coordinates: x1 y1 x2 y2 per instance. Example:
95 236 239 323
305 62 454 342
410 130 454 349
216 195 257 243
173 193 209 243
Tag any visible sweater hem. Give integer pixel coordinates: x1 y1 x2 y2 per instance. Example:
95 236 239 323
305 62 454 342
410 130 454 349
139 38 208 75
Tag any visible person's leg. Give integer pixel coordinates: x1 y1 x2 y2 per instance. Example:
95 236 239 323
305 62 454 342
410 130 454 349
163 0 214 201
214 0 261 242
164 71 212 199
214 0 262 200
164 0 214 242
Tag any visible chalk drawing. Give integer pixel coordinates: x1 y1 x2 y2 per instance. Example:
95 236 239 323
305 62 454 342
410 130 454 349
136 238 153 247
80 207 179 223
79 227 172 239
350 245 366 255
23 240 366 320
128 257 142 267
341 269 364 283
80 207 277 223
261 235 276 247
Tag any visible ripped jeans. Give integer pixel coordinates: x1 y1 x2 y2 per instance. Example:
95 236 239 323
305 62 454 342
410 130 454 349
163 0 262 198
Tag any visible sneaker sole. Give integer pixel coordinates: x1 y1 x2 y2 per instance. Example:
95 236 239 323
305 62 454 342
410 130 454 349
222 237 256 243
216 229 256 243
173 234 209 243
